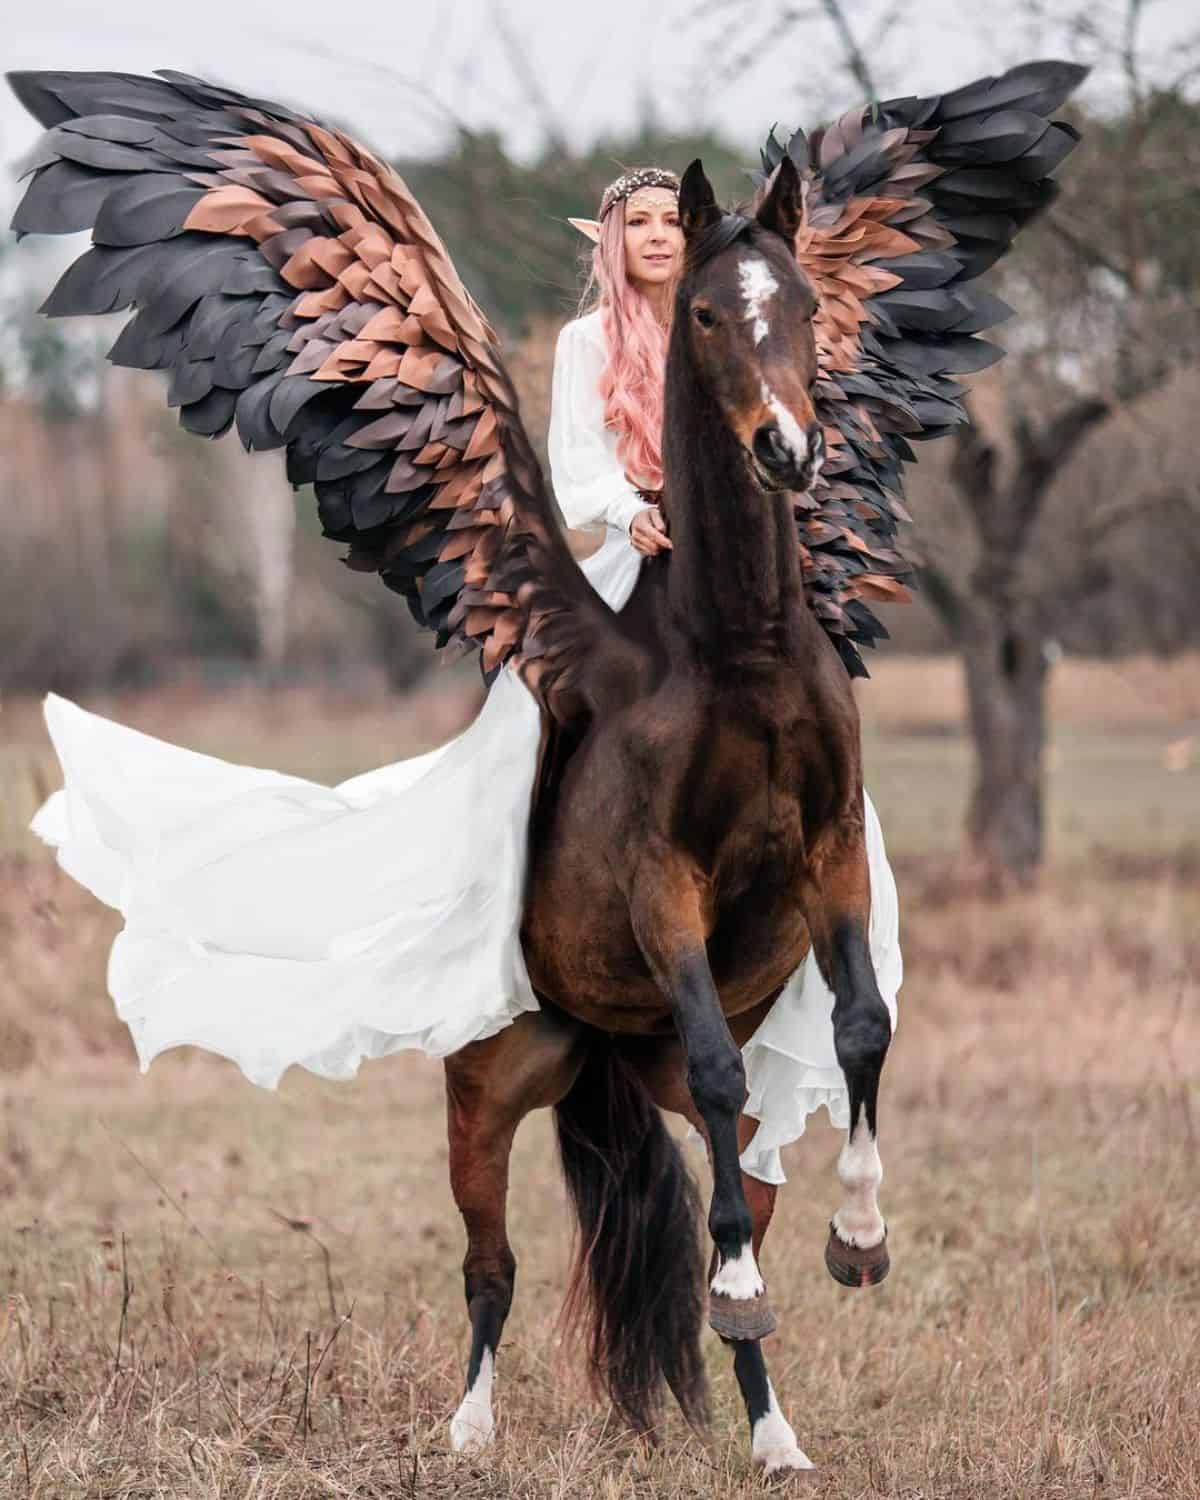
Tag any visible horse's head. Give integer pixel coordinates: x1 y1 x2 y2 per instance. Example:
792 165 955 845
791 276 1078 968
675 158 823 495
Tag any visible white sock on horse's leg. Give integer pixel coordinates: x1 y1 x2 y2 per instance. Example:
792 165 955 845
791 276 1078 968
749 1375 814 1474
449 1347 496 1454
709 1240 765 1299
831 1107 885 1249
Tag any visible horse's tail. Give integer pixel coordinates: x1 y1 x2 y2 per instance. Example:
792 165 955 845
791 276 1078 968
554 1041 709 1433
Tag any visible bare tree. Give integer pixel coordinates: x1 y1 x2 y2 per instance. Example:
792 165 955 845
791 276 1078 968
913 1 1200 885
696 0 1200 886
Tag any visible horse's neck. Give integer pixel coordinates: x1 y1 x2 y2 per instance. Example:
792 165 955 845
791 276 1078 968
659 357 805 668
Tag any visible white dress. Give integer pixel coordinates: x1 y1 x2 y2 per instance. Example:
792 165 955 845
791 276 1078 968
32 308 900 1185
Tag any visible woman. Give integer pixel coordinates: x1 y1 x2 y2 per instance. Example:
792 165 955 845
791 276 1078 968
552 169 901 1183
33 168 900 1186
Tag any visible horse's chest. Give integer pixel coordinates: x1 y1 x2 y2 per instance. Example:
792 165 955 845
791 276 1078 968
680 714 810 889
707 769 803 891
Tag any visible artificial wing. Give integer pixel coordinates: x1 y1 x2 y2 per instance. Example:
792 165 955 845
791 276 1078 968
758 59 1087 674
8 69 642 720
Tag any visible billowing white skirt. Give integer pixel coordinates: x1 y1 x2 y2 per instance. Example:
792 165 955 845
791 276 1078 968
32 528 900 1185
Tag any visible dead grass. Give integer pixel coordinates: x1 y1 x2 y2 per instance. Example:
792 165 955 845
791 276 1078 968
1 655 1198 1497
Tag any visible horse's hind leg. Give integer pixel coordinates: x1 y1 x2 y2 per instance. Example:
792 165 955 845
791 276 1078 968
806 822 894 1287
628 864 775 1342
443 1008 585 1453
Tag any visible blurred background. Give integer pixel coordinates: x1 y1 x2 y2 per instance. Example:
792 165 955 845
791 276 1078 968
0 0 1194 888
1 0 1198 892
0 7 1198 1495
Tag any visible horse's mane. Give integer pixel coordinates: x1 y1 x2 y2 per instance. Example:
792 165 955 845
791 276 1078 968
683 212 754 271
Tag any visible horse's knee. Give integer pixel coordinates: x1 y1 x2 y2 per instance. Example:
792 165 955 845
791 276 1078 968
833 1001 891 1078
463 1245 516 1314
687 1043 746 1120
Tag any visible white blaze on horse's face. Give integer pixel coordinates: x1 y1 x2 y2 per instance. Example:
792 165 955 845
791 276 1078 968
685 230 820 491
738 254 779 345
761 380 817 473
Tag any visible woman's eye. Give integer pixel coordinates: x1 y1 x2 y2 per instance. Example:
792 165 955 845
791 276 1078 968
693 307 716 329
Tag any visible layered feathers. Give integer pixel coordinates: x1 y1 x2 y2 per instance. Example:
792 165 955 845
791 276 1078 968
757 59 1086 673
8 62 1086 692
8 68 640 721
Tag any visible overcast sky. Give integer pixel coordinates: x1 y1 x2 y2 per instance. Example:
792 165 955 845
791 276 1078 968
5 0 1198 177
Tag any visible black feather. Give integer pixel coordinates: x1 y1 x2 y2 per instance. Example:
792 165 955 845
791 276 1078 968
179 385 238 438
11 159 133 236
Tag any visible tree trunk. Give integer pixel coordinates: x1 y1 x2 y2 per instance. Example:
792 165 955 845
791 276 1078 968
242 454 295 678
960 609 1049 888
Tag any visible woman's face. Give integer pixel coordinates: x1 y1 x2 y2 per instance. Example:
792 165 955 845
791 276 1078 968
623 191 683 292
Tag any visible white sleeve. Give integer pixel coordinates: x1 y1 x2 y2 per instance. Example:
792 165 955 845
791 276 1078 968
547 319 656 535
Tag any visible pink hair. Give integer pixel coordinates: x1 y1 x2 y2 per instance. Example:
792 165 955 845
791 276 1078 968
582 198 672 492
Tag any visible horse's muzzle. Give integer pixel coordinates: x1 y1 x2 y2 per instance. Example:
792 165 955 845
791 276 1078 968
750 421 825 494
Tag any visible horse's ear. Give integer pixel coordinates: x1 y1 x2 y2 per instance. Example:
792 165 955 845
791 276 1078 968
678 159 721 239
756 155 804 245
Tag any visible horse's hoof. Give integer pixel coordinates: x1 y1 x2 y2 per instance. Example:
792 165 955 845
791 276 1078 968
824 1223 889 1288
449 1406 495 1455
709 1289 777 1341
758 1448 816 1481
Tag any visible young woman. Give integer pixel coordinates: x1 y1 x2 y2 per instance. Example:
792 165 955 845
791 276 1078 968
549 169 901 1183
33 168 900 1187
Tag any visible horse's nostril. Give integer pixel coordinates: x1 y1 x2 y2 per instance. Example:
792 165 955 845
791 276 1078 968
809 424 825 459
752 424 789 471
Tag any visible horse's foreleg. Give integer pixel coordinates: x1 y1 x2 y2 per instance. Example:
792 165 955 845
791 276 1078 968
629 870 775 1342
807 834 893 1287
443 1011 584 1453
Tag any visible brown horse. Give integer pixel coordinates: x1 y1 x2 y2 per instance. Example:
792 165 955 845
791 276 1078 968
444 159 891 1475
8 58 1086 1481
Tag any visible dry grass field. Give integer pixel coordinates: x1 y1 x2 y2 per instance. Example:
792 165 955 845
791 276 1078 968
0 655 1197 1498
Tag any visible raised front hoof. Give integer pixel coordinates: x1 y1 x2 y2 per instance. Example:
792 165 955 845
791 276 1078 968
824 1224 890 1288
709 1289 777 1342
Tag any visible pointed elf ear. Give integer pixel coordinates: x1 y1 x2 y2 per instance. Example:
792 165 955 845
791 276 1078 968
567 216 601 244
756 154 804 244
678 159 721 239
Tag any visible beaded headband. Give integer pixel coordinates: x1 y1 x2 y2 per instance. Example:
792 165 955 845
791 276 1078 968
600 167 680 219
567 166 680 245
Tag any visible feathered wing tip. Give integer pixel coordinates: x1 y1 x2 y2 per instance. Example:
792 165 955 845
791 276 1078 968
755 59 1088 674
7 68 641 724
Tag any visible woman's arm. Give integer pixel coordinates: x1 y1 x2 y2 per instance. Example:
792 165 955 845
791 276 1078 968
547 318 656 535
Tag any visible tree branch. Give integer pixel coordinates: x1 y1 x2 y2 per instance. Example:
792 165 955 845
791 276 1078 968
1041 397 1112 467
1079 484 1196 551
1033 481 1194 633
916 559 968 636
819 0 879 104
1122 0 1147 116
1042 214 1136 291
949 418 997 523
1010 394 1110 494
491 3 569 154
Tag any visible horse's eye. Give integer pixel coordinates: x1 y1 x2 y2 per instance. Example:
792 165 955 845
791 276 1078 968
693 306 716 329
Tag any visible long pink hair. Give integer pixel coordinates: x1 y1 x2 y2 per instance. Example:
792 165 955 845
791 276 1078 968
582 197 673 492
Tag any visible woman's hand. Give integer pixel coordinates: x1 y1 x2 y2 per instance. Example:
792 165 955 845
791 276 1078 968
630 506 672 557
